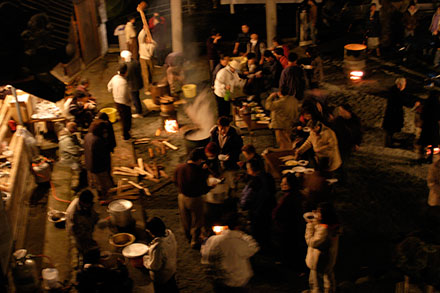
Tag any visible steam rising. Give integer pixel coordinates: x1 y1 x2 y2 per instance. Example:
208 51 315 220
185 88 216 140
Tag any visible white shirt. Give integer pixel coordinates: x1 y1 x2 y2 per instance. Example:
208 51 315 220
143 229 177 283
201 229 259 287
107 74 131 106
125 22 136 40
138 29 156 60
214 66 246 98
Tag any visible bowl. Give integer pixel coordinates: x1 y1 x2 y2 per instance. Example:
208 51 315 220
47 210 66 228
109 233 135 248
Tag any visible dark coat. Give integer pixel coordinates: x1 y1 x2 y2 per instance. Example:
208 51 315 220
262 59 283 90
124 60 143 91
419 94 440 147
210 126 243 170
279 65 306 100
273 191 304 235
366 11 381 37
332 114 362 158
241 172 276 221
382 86 415 133
84 133 111 173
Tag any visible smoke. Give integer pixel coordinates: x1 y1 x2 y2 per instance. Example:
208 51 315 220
185 87 216 138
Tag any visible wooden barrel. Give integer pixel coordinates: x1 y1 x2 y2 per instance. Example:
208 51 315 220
343 44 367 74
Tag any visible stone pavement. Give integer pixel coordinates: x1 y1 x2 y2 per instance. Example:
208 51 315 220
22 46 436 292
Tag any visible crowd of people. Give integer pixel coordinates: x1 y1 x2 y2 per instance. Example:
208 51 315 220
52 4 440 293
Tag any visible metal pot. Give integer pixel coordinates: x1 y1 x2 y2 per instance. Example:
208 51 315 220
150 82 170 105
183 129 211 154
108 199 133 227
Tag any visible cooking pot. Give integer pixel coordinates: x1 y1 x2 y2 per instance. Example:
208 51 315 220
160 96 175 113
150 83 170 105
108 199 133 227
183 128 211 154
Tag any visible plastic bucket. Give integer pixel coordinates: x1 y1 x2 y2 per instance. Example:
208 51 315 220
42 268 59 290
182 84 197 98
100 108 117 123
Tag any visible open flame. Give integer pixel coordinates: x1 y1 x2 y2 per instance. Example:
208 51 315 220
164 119 178 133
426 145 440 155
350 71 364 80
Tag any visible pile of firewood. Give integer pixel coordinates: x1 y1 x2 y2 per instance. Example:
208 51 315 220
133 137 178 158
112 158 169 183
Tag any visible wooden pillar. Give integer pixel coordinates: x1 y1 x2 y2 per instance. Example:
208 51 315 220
265 0 277 46
170 0 183 52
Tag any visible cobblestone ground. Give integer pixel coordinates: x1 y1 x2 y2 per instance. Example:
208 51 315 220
23 51 440 292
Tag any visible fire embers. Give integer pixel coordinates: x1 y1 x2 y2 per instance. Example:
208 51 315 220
426 145 440 155
350 71 364 81
164 119 178 133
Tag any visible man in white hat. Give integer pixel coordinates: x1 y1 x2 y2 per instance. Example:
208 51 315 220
121 50 144 118
214 60 246 117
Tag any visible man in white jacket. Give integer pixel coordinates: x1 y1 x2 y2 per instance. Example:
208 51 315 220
214 60 246 117
143 217 178 293
201 214 259 292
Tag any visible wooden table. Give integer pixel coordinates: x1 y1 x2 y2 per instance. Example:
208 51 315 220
262 150 296 179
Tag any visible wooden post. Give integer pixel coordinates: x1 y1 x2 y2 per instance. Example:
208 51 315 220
265 0 277 47
170 0 183 52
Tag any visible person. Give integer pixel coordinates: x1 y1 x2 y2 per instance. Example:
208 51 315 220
273 47 288 69
120 50 144 117
97 112 116 154
240 159 276 251
295 120 342 173
246 33 266 65
416 91 440 164
304 47 324 88
212 54 230 87
279 52 306 101
107 63 132 140
203 142 230 235
270 36 289 57
138 22 156 94
427 156 440 207
84 120 113 199
272 174 306 271
148 12 167 66
76 248 132 292
66 189 99 257
125 16 138 60
402 2 419 40
210 116 244 178
201 214 259 292
330 104 362 163
305 202 341 293
143 217 179 293
307 0 318 45
429 6 440 36
233 24 251 56
207 29 222 77
382 77 419 148
242 53 262 99
365 3 381 57
265 89 299 150
174 148 212 248
261 50 283 93
213 60 246 117
76 78 93 98
58 122 87 191
68 90 96 129
166 56 185 98
238 144 265 170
